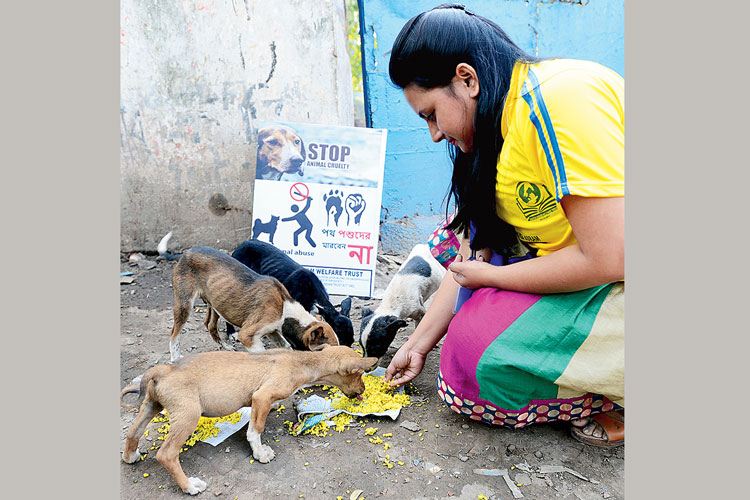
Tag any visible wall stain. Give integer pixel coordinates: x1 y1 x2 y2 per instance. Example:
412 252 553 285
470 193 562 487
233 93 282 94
242 0 252 21
208 193 251 216
238 33 246 70
265 41 277 84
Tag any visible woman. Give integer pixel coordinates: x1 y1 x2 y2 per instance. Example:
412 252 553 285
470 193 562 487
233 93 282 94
384 4 624 447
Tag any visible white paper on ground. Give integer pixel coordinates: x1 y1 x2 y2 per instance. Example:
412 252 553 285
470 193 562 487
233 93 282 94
200 406 253 446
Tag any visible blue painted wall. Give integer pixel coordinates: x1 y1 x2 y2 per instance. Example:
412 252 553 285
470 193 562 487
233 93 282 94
360 0 624 254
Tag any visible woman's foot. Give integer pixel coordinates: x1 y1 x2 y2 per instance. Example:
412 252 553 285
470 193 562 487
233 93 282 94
570 410 624 447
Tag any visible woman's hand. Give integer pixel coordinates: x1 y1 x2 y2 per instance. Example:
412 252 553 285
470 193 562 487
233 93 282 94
384 343 428 387
448 252 492 289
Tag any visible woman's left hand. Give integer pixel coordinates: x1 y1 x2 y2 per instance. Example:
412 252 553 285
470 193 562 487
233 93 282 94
448 253 492 289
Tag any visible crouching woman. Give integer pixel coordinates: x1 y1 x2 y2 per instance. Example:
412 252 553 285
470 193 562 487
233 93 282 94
384 4 624 447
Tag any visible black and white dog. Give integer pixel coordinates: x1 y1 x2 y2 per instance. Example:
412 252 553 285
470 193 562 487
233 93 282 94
360 244 445 361
228 239 355 346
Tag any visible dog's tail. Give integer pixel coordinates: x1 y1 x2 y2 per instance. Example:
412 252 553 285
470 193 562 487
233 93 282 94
120 383 142 409
157 231 181 261
120 365 172 409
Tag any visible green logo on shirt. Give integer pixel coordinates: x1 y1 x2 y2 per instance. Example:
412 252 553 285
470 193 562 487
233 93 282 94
515 182 557 221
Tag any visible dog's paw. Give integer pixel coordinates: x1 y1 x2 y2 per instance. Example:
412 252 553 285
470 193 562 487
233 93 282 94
185 477 207 495
121 449 142 464
253 444 276 463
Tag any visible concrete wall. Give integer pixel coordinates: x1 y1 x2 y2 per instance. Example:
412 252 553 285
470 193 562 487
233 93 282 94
360 0 624 254
120 0 354 252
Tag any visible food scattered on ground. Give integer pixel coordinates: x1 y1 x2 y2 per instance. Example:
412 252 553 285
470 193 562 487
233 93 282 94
146 410 244 453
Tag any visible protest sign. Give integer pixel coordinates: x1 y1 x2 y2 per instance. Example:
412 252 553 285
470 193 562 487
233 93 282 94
251 120 387 297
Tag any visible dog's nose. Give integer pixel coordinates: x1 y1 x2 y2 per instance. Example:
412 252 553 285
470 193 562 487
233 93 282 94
290 157 304 175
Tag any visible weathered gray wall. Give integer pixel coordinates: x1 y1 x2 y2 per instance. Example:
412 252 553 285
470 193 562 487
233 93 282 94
120 0 354 252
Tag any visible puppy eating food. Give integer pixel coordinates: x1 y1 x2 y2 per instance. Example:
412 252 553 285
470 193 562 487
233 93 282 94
121 346 378 495
230 239 355 346
169 247 338 361
360 244 446 361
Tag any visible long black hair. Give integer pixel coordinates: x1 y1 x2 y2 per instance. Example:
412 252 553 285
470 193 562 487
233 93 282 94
389 3 539 254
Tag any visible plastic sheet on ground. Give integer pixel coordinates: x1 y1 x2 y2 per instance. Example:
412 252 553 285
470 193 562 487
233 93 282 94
199 407 253 446
293 367 405 435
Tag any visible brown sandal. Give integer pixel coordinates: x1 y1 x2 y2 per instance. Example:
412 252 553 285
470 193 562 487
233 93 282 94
570 411 624 448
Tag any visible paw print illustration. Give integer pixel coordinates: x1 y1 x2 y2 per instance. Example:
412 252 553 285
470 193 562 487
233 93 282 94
323 189 344 226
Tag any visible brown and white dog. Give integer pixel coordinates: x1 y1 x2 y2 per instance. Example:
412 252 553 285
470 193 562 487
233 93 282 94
255 125 306 180
121 346 378 495
169 247 338 361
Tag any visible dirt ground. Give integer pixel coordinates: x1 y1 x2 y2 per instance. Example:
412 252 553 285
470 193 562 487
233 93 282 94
119 249 624 500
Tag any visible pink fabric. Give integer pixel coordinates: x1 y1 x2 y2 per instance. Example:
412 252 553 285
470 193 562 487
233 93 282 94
440 287 541 400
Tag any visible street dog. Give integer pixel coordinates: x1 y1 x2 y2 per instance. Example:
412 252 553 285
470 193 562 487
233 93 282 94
255 125 306 180
360 244 446 361
121 346 378 495
169 247 339 361
229 239 355 346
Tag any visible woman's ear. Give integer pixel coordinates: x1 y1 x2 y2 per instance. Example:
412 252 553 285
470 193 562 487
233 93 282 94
455 63 480 98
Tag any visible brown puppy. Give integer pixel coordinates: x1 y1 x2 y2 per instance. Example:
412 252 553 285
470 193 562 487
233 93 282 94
169 247 338 362
121 346 378 495
255 125 306 180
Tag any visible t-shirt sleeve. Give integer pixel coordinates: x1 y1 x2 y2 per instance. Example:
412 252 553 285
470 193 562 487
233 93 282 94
525 66 624 201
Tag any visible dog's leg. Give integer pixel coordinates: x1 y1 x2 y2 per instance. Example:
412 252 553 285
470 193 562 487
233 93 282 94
169 306 189 362
205 307 234 351
122 398 163 464
170 276 198 362
247 389 286 463
238 318 282 353
156 406 206 495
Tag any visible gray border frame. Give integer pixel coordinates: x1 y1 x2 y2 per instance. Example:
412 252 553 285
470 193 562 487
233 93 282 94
6 1 748 498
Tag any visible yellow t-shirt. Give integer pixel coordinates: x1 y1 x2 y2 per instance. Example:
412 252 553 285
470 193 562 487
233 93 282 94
496 59 624 256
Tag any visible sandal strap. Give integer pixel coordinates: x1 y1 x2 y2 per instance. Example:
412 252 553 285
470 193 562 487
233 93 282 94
591 411 625 442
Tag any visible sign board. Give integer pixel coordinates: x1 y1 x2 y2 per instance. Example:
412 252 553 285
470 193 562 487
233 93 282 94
251 120 387 297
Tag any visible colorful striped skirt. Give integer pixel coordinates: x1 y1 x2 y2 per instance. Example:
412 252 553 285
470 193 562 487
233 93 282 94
437 282 624 429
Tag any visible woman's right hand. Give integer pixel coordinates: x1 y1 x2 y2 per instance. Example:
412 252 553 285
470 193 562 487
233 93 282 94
384 343 427 388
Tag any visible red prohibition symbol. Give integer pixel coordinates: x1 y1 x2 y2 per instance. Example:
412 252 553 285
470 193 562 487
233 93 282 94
289 182 309 202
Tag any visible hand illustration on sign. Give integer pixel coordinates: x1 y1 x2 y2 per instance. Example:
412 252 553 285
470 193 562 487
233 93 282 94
252 215 280 243
281 197 316 248
345 194 366 226
323 190 344 227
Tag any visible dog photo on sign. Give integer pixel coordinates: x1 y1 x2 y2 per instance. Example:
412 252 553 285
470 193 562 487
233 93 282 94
255 124 306 181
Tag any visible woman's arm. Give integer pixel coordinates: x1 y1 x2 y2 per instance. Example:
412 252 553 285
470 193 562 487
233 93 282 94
384 236 471 386
450 196 624 293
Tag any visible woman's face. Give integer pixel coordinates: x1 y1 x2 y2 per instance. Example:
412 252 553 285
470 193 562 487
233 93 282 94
403 76 477 153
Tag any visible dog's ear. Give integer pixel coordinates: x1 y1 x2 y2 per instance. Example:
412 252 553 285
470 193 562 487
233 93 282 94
360 356 379 371
343 355 378 375
305 326 330 351
361 307 374 320
298 135 305 159
257 127 272 147
338 297 352 318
